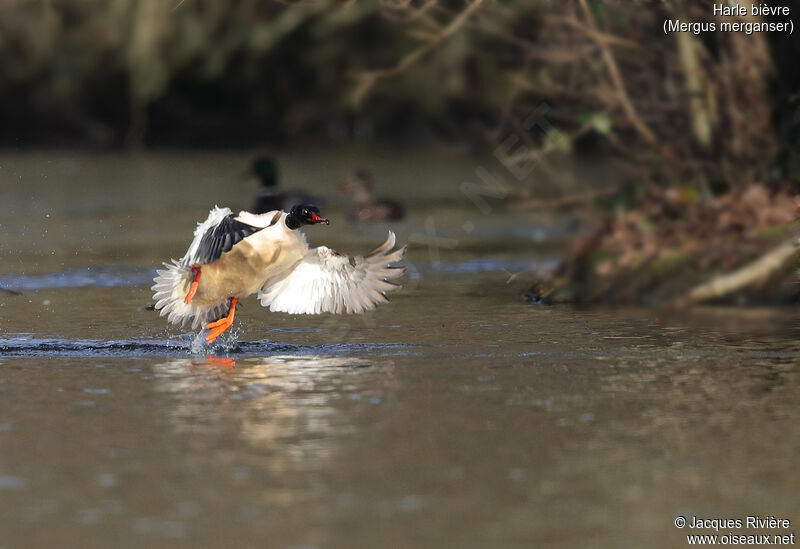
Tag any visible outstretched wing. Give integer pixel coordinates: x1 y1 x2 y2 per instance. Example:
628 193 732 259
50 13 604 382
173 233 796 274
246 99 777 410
258 232 406 314
181 207 265 266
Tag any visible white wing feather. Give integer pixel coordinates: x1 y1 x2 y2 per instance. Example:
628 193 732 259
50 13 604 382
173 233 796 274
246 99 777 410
180 206 232 266
258 232 406 314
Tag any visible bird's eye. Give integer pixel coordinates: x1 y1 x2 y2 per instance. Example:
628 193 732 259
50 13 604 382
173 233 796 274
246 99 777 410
302 209 309 216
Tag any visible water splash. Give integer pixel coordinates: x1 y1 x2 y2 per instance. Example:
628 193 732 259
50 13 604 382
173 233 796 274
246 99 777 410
190 331 208 355
0 333 415 358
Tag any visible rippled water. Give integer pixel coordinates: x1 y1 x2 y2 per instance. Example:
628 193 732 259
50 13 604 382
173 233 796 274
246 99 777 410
1 151 798 548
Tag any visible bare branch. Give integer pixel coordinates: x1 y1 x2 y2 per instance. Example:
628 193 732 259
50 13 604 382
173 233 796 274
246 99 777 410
577 0 657 145
677 235 800 306
350 0 485 106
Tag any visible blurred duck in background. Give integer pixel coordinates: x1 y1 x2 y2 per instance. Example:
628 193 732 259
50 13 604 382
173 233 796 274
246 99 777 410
248 154 325 214
339 169 405 222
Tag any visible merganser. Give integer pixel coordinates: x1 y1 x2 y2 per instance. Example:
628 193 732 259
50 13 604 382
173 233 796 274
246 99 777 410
249 155 325 214
152 204 405 344
339 169 405 222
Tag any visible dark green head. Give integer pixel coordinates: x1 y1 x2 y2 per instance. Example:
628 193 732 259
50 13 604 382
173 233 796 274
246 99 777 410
251 155 278 187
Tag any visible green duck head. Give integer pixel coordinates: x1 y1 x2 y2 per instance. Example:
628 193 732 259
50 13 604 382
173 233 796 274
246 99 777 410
251 155 279 188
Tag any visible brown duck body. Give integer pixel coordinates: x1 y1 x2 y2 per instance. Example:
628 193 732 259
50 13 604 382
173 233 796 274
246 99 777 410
190 223 308 307
153 208 310 330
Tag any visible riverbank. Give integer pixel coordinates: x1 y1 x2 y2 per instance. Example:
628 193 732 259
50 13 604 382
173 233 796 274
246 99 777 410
538 182 799 306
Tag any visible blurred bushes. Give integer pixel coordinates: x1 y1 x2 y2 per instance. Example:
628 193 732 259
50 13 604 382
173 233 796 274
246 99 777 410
0 0 510 147
0 0 796 193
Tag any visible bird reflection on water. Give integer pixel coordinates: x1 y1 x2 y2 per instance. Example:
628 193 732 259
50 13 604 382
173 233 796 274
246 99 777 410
150 355 383 463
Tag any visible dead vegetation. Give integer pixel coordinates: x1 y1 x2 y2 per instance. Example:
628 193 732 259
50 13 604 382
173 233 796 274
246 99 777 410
364 0 799 304
558 183 800 304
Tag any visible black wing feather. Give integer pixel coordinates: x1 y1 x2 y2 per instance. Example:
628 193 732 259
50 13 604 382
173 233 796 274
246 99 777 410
195 214 264 264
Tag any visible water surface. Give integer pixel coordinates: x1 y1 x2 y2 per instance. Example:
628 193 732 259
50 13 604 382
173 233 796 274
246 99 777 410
0 152 798 548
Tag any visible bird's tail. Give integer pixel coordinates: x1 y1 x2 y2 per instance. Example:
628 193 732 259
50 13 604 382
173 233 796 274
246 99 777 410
151 260 228 330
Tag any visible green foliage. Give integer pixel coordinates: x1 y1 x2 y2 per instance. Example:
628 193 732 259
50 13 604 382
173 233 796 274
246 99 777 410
578 112 612 135
543 130 571 154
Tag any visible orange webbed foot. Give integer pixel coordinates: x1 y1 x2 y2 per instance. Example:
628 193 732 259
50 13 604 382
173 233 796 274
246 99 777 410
206 315 229 329
205 322 230 343
205 297 238 344
185 266 201 304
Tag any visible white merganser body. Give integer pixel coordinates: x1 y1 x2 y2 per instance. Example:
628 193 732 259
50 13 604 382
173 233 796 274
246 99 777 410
152 205 405 343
